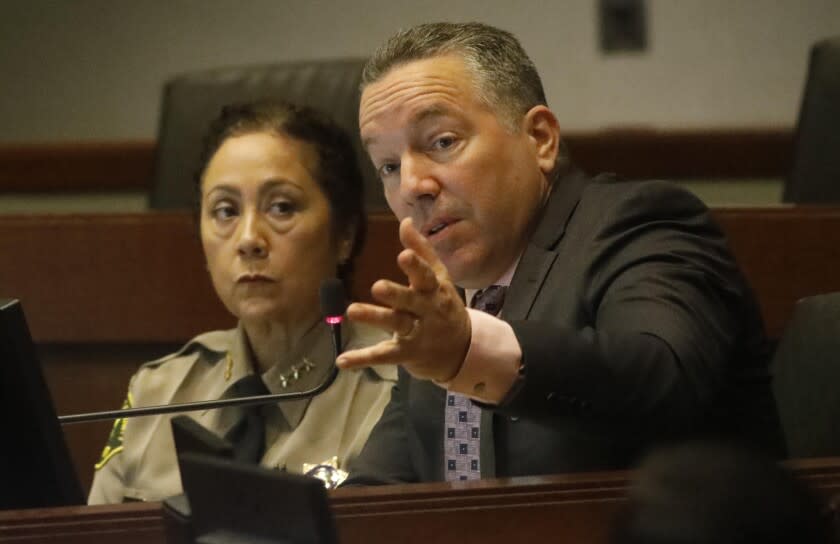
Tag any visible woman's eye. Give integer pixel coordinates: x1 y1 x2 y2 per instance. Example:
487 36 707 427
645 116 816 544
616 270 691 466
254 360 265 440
211 204 237 221
269 201 295 215
378 163 399 179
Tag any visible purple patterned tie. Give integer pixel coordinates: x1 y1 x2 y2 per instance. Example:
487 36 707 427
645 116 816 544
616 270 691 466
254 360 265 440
444 285 507 481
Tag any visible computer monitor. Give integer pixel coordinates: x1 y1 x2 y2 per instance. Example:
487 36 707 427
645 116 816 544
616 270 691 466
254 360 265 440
0 298 85 510
176 452 339 544
165 416 338 544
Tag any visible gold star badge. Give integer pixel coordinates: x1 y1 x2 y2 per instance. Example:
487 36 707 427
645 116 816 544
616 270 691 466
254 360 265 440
303 456 348 489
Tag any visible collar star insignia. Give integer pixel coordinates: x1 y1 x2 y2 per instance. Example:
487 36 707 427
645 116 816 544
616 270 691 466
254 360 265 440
278 358 316 388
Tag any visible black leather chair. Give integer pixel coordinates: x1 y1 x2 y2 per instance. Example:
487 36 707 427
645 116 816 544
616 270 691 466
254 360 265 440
149 59 387 212
784 36 840 203
770 292 840 458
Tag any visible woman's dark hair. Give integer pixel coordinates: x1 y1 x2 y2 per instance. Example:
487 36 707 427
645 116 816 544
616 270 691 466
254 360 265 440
195 100 366 288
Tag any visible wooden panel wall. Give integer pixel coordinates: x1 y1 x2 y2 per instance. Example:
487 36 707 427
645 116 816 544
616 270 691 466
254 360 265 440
0 142 154 193
1 208 838 492
715 207 840 339
0 129 792 194
1 208 836 343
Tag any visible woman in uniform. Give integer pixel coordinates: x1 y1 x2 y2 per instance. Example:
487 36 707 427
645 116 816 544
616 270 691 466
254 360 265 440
88 101 395 503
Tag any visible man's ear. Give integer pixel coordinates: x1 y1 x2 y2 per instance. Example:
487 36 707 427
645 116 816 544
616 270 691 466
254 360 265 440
523 105 561 175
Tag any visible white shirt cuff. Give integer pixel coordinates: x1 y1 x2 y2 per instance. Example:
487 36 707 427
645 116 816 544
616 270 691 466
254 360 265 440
436 308 521 403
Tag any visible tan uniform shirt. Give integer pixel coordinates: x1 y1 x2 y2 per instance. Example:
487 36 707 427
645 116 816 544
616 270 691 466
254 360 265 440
88 321 395 504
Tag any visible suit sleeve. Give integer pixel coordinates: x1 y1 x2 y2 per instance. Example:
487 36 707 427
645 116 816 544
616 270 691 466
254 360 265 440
343 369 419 485
499 183 762 431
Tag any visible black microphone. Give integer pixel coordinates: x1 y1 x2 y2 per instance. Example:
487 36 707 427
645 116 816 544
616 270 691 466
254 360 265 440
320 277 346 359
59 279 347 425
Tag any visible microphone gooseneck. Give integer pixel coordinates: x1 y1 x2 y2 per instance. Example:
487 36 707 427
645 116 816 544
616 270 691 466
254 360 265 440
59 279 348 425
319 277 346 359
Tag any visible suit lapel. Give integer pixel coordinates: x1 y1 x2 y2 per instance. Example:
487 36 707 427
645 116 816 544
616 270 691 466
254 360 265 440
503 169 588 321
504 245 557 321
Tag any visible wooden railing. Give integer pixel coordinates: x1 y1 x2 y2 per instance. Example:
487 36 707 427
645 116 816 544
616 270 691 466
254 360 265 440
1 457 838 544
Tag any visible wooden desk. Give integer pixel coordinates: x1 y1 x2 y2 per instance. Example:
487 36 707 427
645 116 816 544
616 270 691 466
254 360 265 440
1 207 839 494
1 458 838 544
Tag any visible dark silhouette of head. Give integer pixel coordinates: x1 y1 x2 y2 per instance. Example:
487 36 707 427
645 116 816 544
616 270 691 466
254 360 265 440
612 442 833 544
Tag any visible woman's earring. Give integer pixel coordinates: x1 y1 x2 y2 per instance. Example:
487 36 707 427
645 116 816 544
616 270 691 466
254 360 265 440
339 241 352 264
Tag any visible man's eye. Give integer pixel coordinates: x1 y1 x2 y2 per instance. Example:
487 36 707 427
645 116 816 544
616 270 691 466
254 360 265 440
433 136 455 150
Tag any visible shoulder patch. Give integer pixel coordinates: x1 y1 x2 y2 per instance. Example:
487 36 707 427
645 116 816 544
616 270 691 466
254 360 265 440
93 393 132 471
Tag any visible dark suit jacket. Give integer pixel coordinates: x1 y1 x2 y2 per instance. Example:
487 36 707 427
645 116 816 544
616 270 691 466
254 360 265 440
346 170 784 484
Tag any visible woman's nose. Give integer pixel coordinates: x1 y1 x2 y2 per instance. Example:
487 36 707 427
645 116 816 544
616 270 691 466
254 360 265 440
236 211 268 259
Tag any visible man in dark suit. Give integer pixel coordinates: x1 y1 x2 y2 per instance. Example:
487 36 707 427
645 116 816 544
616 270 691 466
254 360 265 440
336 22 782 483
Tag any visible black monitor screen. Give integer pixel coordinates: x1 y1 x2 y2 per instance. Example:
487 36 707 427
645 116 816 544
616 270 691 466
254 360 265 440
0 298 84 510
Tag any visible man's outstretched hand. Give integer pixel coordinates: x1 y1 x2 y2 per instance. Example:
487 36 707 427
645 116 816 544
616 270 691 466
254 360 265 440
336 218 471 383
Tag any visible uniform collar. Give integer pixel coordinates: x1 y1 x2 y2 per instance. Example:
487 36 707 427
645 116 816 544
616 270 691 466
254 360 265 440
222 321 336 430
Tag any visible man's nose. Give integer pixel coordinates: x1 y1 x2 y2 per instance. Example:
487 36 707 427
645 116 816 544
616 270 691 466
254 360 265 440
236 210 268 259
399 153 441 204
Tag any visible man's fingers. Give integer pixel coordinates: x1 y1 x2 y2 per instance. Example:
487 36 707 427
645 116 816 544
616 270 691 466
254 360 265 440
336 341 403 370
399 217 449 278
397 250 439 293
346 301 417 336
369 279 431 316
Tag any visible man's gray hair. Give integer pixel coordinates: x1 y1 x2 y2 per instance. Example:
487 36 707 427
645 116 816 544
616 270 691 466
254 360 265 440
361 22 547 130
